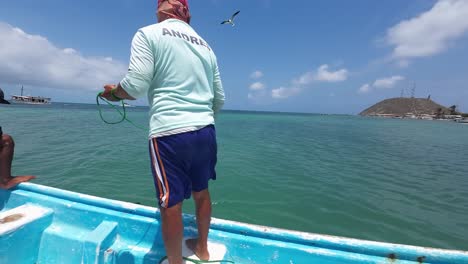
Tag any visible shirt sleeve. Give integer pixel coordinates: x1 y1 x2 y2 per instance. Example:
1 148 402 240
120 30 154 99
212 61 225 114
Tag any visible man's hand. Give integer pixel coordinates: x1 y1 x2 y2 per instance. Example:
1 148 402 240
100 84 120 102
100 84 136 101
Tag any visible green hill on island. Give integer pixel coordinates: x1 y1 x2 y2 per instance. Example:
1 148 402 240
359 97 456 117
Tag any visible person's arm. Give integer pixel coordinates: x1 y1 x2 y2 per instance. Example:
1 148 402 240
0 126 3 150
101 30 154 101
212 63 225 114
0 133 36 190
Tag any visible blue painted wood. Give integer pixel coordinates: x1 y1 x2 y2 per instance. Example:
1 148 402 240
1 183 467 264
0 205 53 264
84 221 118 264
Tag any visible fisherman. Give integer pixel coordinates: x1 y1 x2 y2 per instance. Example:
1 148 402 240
0 127 36 189
99 1 225 263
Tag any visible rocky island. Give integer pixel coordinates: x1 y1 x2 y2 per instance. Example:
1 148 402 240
360 97 467 121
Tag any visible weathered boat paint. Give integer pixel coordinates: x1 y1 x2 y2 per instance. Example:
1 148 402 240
1 183 467 264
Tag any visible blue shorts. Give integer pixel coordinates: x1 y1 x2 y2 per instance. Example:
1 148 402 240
149 125 217 208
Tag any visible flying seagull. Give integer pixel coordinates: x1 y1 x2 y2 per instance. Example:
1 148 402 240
221 10 240 26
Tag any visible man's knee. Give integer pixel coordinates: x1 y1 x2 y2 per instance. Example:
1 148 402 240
160 202 182 217
192 189 210 203
1 134 14 148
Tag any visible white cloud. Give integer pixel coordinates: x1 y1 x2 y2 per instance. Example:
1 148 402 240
249 82 265 91
313 64 349 82
293 72 315 86
270 64 349 100
271 87 301 99
0 22 127 91
373 75 405 89
251 64 349 101
248 89 268 101
250 70 264 79
386 0 468 60
358 84 372 94
397 60 410 68
358 75 405 94
63 48 77 55
293 65 348 85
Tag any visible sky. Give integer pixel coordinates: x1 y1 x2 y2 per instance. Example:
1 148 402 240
1 0 468 114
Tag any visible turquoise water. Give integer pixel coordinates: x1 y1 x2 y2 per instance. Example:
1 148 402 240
1 103 468 251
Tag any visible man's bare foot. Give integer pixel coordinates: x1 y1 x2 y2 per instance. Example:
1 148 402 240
186 238 210 261
0 175 36 190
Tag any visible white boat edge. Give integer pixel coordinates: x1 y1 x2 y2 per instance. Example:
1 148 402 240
5 182 467 263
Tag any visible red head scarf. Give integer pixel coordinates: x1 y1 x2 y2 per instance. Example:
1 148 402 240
157 0 191 24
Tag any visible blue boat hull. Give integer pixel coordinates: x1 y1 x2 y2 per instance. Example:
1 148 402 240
1 183 467 264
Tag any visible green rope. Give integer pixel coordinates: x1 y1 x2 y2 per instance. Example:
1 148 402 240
96 92 145 130
158 256 234 264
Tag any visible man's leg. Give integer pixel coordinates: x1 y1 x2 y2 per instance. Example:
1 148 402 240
0 135 35 190
160 202 184 264
186 189 211 260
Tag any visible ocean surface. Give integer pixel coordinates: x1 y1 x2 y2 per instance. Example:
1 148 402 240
1 102 468 251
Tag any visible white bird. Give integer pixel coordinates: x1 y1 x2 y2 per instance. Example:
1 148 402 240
221 10 240 27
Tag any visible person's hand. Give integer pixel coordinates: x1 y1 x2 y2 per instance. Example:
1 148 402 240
0 175 36 190
100 84 119 101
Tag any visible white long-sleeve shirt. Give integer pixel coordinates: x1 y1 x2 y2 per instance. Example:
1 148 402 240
120 19 225 138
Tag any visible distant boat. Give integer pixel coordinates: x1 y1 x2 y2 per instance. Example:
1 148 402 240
123 102 134 108
10 86 51 105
